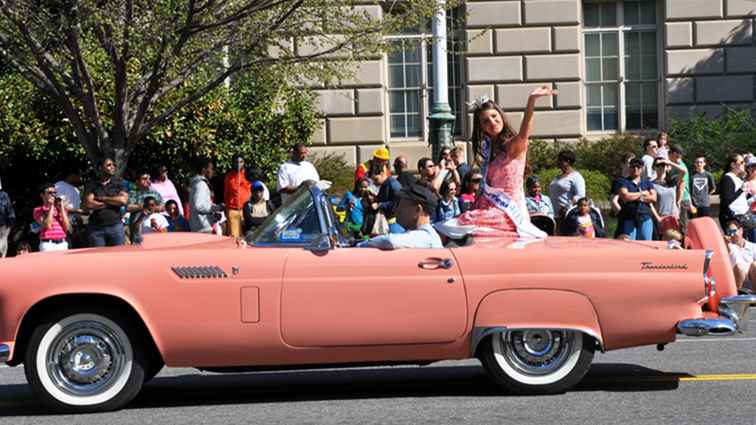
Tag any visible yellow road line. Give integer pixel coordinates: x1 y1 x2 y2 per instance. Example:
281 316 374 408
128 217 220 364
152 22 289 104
585 373 756 384
679 373 756 381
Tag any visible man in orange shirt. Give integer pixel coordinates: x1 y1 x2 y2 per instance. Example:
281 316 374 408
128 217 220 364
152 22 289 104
355 147 391 182
224 154 251 238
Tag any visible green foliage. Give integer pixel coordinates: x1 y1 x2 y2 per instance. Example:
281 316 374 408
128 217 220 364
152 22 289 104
668 109 756 172
536 168 561 193
581 169 613 200
129 70 319 188
711 170 723 187
0 67 319 213
1 0 455 169
311 152 355 196
537 168 612 201
529 134 642 180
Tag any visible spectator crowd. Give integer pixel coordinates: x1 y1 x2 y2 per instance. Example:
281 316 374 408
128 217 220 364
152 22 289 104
0 131 754 288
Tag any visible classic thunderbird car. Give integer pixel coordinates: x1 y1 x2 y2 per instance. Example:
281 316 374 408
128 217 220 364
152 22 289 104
1 181 754 412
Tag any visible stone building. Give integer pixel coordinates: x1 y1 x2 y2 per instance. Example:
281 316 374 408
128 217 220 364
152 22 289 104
309 0 756 167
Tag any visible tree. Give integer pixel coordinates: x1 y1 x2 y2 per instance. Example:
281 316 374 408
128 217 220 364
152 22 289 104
0 0 448 174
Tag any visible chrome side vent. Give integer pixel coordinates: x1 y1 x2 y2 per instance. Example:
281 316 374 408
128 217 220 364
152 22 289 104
172 266 228 279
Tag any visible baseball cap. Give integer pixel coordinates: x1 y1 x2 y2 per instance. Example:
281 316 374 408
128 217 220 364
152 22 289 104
252 180 265 190
372 147 390 161
398 183 438 214
747 156 756 168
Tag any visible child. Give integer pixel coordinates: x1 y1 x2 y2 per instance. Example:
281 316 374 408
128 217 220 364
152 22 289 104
663 229 684 249
689 155 715 218
656 131 669 159
563 197 606 238
15 241 31 256
576 198 597 238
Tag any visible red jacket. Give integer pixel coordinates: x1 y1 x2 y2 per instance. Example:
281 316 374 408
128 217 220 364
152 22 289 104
224 171 251 210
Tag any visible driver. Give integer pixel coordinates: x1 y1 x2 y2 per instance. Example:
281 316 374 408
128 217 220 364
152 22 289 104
358 183 442 249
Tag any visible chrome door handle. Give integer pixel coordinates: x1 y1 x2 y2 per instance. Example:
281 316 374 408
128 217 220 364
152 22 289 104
418 257 454 270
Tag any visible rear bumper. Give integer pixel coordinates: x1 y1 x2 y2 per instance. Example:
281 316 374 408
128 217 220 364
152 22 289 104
0 343 9 363
678 295 756 337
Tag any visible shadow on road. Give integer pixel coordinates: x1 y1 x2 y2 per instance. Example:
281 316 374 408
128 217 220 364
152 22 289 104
0 363 686 416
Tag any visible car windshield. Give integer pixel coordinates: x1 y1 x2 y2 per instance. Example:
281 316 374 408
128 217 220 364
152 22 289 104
247 186 322 246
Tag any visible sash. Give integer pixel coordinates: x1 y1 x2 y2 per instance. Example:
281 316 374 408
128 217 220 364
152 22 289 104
478 137 546 239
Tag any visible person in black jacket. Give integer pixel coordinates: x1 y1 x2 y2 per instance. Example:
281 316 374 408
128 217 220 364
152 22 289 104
719 153 747 230
562 197 606 238
242 181 275 235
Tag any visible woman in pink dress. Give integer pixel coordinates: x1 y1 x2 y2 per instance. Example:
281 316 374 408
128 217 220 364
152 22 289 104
456 86 557 238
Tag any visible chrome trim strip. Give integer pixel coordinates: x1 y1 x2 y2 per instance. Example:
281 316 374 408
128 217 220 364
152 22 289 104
470 326 605 355
703 250 715 299
703 250 714 276
0 344 10 363
470 326 508 355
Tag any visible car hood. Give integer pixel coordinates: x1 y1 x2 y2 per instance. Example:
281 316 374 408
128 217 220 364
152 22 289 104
60 232 238 255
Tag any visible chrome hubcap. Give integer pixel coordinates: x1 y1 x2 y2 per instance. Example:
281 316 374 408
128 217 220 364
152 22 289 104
47 321 127 397
501 330 574 376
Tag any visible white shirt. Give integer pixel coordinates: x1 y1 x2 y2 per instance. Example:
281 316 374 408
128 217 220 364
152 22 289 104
359 224 443 249
54 180 81 210
277 160 319 203
141 212 169 234
730 240 756 267
727 173 751 215
641 155 656 181
150 177 184 216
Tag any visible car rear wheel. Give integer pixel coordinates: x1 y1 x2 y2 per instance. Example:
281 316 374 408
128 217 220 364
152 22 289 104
480 329 594 394
24 311 147 412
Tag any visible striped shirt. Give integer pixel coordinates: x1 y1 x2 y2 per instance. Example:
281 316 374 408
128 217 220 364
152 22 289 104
33 206 67 241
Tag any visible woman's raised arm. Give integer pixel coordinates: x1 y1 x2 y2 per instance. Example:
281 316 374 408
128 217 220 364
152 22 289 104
508 86 557 159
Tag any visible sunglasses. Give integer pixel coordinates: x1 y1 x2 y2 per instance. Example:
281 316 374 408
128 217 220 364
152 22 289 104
45 190 57 195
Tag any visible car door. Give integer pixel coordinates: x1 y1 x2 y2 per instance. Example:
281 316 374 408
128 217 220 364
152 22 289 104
280 247 467 347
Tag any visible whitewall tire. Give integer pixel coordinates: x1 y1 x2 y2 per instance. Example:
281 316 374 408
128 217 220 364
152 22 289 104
480 329 594 394
24 311 146 412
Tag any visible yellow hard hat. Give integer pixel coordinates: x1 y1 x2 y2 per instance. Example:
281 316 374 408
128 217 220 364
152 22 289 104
373 147 390 161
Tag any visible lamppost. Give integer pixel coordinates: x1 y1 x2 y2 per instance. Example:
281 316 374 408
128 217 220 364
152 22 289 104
428 0 455 161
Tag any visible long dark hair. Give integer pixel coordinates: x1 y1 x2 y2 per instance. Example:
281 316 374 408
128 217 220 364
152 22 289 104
471 101 517 167
726 153 743 172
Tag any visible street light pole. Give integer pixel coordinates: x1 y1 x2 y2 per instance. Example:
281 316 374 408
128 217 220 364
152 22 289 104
428 0 455 161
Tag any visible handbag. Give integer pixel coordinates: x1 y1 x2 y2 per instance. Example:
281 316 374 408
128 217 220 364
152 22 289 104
370 211 390 236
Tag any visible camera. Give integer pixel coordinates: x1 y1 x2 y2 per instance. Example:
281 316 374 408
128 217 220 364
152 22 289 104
54 196 62 203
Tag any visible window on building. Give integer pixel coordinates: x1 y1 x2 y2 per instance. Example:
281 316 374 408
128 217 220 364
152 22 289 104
584 0 659 132
386 11 463 139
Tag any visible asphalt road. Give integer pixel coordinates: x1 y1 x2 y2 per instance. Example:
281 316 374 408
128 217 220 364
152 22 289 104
1 333 756 425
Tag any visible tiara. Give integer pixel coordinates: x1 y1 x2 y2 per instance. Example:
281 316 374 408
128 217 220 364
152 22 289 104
466 95 492 111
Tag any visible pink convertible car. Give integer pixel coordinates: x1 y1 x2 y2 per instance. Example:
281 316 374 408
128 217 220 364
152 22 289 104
0 182 754 412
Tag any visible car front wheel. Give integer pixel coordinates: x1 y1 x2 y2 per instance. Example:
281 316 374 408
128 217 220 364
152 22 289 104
480 329 594 394
24 311 146 412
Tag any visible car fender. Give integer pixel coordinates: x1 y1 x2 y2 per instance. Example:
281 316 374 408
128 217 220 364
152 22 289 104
471 289 604 355
9 291 165 366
